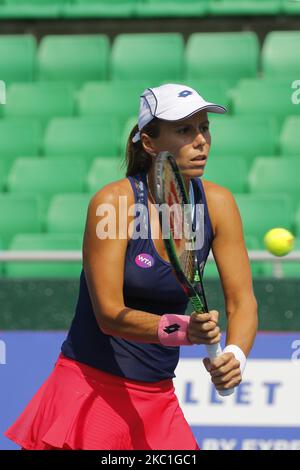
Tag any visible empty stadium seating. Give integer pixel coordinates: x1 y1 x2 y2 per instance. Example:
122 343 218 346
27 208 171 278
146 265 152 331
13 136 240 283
3 1 299 19
232 79 300 124
234 194 294 243
3 82 75 126
262 31 300 78
37 35 110 86
248 158 300 208
0 119 42 175
87 157 125 193
7 157 87 209
0 194 44 248
136 0 209 17
185 32 259 86
208 115 278 165
111 33 184 82
46 193 90 235
43 117 120 160
0 35 36 83
279 117 300 156
0 0 66 18
77 82 143 126
5 233 82 278
204 156 248 193
64 0 138 19
209 0 281 15
283 0 300 13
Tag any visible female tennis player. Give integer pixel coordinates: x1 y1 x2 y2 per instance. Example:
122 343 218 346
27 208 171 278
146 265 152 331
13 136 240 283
5 83 257 450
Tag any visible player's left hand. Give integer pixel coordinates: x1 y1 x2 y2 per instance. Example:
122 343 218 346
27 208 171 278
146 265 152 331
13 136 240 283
203 353 242 392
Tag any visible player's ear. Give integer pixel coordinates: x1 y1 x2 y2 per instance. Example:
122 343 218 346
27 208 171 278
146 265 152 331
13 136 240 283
141 132 157 157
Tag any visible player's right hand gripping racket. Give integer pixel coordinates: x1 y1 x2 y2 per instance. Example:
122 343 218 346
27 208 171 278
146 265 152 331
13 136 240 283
153 151 234 397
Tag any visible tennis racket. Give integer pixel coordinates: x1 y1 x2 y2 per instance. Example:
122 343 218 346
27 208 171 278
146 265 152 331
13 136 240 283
153 151 234 397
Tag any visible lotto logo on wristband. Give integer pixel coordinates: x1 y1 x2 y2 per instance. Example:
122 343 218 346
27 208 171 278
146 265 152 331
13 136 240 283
164 324 181 334
135 253 154 268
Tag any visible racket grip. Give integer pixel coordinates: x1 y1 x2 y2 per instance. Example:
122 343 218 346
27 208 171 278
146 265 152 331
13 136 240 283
205 343 234 397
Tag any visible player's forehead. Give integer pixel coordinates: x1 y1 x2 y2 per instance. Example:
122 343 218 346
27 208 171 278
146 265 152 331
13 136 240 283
162 111 209 129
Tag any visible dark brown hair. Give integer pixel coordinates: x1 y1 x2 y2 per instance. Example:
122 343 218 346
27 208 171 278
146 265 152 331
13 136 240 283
125 118 161 176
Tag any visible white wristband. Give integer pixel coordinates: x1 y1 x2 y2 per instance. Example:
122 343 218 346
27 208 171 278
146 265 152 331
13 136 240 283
223 344 247 375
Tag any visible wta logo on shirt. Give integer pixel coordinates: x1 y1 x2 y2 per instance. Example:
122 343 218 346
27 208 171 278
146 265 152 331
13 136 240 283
135 253 154 268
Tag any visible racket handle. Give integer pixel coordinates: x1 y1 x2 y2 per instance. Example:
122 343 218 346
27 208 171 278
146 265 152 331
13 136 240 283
206 343 235 397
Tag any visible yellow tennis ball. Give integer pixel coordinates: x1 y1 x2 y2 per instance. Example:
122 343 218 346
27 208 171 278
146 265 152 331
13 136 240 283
264 228 294 257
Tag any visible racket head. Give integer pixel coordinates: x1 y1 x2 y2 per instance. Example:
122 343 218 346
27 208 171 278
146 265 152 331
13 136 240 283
152 151 199 298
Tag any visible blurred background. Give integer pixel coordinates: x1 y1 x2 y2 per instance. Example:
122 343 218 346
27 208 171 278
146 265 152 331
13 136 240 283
0 0 300 450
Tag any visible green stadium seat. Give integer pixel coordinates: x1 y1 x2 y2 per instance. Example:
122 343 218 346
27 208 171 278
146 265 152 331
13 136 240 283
43 117 120 160
185 32 259 86
295 204 300 236
37 35 109 86
248 158 300 208
0 194 43 248
262 32 300 78
7 157 87 209
5 233 82 278
279 117 300 156
203 257 219 279
111 33 184 82
46 193 90 235
0 159 7 191
3 82 75 126
0 119 42 175
232 78 300 124
87 157 125 193
63 0 137 19
283 0 300 14
234 193 294 243
77 82 145 127
0 35 36 83
209 0 281 15
136 0 209 18
0 0 65 18
203 156 248 193
209 115 278 165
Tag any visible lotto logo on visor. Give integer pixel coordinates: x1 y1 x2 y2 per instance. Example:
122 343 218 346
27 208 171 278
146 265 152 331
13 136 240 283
178 90 193 98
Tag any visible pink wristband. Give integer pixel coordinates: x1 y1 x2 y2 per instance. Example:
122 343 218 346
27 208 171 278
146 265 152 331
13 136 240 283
158 314 192 346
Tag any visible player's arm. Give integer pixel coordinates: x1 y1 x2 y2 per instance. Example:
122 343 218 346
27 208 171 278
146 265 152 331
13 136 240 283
203 181 258 389
83 180 161 343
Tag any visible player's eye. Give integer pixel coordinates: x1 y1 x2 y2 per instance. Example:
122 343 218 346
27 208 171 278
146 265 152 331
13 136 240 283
200 125 209 133
177 127 189 134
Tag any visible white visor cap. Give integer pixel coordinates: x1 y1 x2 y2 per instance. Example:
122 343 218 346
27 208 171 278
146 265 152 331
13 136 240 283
132 83 227 143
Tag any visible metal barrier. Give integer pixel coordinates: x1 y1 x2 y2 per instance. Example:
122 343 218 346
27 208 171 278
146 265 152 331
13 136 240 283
0 250 300 278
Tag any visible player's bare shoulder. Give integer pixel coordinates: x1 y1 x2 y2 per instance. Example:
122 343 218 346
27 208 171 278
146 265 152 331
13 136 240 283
202 179 238 233
202 179 236 207
89 177 134 209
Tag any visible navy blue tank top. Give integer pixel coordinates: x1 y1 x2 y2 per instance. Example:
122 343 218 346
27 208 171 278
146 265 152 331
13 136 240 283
61 173 214 382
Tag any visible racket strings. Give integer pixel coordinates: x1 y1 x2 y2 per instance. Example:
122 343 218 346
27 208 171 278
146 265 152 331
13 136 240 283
164 161 196 284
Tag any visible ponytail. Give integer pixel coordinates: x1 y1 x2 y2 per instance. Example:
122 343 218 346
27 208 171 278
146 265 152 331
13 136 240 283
125 118 161 177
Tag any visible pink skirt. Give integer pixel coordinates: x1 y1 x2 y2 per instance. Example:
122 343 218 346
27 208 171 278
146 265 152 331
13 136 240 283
5 353 199 450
